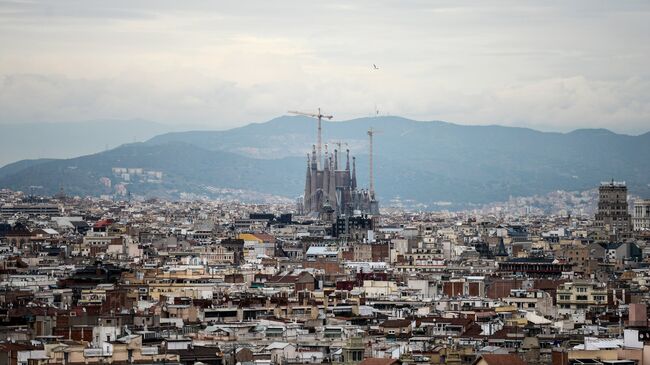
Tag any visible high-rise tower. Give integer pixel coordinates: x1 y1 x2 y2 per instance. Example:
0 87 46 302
595 180 632 240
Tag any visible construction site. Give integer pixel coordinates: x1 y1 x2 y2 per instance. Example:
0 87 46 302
290 109 380 219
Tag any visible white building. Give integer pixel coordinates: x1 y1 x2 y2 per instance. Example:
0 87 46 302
633 199 650 231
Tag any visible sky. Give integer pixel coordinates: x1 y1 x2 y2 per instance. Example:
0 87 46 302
0 0 649 134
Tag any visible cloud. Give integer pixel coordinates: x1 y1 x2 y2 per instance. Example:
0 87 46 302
430 76 650 133
0 73 253 128
491 76 650 132
0 1 649 133
3 72 648 134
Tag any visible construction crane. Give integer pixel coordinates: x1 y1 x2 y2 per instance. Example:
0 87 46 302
329 140 349 169
288 108 333 168
367 128 382 196
329 140 349 151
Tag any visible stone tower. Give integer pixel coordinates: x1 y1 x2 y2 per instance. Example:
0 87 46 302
595 180 632 240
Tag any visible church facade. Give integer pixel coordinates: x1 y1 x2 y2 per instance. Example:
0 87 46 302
303 145 378 218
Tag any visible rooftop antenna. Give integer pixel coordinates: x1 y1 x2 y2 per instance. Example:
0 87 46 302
288 108 333 169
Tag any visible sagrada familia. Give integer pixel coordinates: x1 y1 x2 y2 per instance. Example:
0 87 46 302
303 145 379 219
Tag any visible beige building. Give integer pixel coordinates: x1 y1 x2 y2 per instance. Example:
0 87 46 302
43 335 178 365
121 266 217 301
362 280 398 298
503 289 555 317
556 281 608 315
191 245 235 265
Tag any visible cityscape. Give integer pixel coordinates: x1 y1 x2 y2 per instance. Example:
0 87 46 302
2 2 650 365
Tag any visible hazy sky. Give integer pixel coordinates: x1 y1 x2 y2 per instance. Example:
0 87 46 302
1 1 649 133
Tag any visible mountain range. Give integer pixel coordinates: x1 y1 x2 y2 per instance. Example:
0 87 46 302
1 116 649 208
0 119 186 167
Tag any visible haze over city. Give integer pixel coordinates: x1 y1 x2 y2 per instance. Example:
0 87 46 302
3 3 650 365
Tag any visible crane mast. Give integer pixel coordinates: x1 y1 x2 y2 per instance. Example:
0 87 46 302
288 108 333 169
367 127 381 196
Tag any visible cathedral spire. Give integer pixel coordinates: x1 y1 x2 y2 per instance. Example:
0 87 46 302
351 156 357 190
304 153 312 213
334 149 338 170
323 151 330 209
329 157 337 214
346 149 350 171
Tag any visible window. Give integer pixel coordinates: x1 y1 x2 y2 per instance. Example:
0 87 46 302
353 351 363 361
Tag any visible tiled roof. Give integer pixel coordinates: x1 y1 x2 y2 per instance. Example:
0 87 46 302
475 354 526 365
380 319 411 328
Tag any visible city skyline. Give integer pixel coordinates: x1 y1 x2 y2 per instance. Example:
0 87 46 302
2 3 650 365
0 4 650 365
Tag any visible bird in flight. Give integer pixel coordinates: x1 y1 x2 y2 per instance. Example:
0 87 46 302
373 64 379 70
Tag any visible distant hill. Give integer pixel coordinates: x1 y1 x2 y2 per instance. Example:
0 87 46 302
0 142 304 200
146 116 650 204
0 158 56 180
1 116 649 207
0 119 182 167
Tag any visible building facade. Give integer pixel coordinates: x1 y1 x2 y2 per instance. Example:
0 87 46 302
556 281 608 315
303 146 378 218
594 181 632 240
632 199 650 231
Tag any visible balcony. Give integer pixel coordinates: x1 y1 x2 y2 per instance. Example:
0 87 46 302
84 348 112 357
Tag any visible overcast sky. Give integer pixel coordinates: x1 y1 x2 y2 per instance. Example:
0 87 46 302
1 0 649 133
